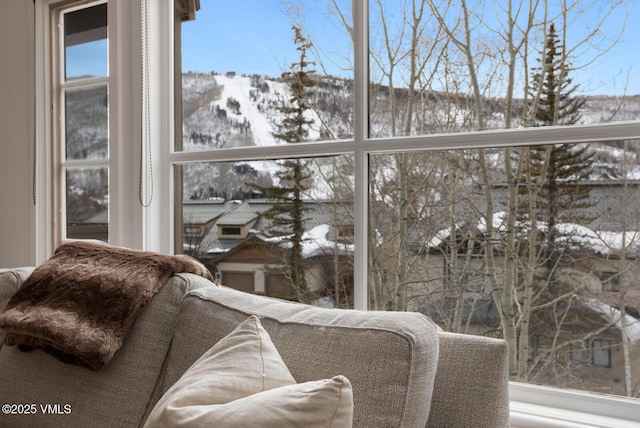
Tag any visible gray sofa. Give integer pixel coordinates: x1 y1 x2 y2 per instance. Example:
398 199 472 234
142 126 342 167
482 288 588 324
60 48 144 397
0 267 510 427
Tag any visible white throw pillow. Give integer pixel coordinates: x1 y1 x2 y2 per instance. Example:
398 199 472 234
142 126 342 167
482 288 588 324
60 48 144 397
144 315 353 427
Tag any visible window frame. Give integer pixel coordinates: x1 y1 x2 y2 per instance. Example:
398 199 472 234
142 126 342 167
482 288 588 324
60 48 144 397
56 1 110 242
450 256 485 294
510 382 640 427
164 0 640 421
35 0 146 260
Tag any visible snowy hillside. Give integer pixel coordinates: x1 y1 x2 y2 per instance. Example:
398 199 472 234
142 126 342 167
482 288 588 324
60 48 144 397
178 71 640 201
181 73 328 150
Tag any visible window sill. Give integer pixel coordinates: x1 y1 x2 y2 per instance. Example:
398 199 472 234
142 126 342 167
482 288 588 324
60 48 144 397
510 382 640 427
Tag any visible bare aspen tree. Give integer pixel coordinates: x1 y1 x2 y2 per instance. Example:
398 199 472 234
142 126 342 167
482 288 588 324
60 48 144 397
288 0 633 388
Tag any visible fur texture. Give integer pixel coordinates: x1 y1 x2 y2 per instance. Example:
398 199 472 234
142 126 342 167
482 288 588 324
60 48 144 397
0 241 215 370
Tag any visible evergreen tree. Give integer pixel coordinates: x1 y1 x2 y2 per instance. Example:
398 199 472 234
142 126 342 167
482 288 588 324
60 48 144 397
522 22 594 241
249 27 316 302
529 23 585 127
520 22 595 297
511 23 598 377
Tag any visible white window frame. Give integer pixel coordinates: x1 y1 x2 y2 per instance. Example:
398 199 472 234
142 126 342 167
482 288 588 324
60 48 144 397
510 382 640 427
165 2 640 422
35 0 146 261
55 1 109 243
34 0 640 424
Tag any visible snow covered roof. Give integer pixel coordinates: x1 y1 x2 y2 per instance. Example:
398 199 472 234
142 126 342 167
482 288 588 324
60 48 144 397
585 299 640 342
184 199 354 258
490 181 640 233
301 224 354 258
427 211 640 257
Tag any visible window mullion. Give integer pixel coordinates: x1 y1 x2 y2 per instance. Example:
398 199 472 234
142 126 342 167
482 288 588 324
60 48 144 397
60 76 109 91
365 121 640 154
351 0 370 311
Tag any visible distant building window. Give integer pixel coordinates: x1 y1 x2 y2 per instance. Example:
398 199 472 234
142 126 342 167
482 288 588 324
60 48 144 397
450 257 485 294
571 341 590 365
336 225 354 242
221 227 242 236
592 339 611 368
533 335 550 361
571 339 612 368
600 271 621 292
184 226 201 236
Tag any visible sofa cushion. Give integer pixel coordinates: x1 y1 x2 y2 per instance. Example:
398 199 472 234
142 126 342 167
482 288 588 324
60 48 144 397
144 315 353 427
161 275 440 428
0 273 214 428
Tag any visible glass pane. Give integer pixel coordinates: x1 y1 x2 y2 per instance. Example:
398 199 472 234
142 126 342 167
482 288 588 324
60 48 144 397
571 342 590 365
592 339 611 368
175 156 354 308
64 3 107 80
176 0 353 151
369 140 640 397
369 1 640 137
66 167 109 241
65 85 108 160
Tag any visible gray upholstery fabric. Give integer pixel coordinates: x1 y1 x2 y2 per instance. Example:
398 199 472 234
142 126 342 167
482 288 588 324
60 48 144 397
427 332 510 428
0 268 511 428
161 275 441 428
0 273 212 428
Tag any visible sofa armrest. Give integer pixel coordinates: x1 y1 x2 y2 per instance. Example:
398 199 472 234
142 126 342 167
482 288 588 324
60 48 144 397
0 267 33 307
426 332 510 428
0 267 34 346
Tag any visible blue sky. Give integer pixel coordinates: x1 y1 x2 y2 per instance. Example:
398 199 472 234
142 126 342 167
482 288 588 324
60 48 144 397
65 1 639 96
181 1 296 77
66 40 108 79
181 0 351 79
181 0 639 96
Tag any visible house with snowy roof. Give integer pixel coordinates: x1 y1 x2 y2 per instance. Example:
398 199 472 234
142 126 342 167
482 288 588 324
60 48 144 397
182 199 354 306
408 180 640 397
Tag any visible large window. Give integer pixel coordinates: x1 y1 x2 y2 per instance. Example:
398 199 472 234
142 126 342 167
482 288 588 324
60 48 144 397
30 0 640 420
171 0 640 401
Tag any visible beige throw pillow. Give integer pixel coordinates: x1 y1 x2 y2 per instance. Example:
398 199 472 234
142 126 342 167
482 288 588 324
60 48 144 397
144 315 353 427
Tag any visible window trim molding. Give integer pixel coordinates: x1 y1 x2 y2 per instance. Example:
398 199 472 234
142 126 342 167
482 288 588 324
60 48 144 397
34 0 55 264
510 382 640 427
141 0 175 254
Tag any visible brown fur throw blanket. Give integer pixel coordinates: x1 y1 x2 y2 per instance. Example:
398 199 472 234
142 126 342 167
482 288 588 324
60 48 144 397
0 241 215 370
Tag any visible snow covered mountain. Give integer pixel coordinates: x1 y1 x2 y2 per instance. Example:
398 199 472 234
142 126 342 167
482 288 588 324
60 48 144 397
179 71 640 201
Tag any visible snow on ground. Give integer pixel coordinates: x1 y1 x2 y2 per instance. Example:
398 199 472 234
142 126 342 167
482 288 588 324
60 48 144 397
302 224 354 258
262 224 354 258
211 75 279 147
431 211 640 256
206 75 330 195
210 75 322 146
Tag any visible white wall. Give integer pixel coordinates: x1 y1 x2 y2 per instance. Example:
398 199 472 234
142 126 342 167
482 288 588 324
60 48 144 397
0 0 35 267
